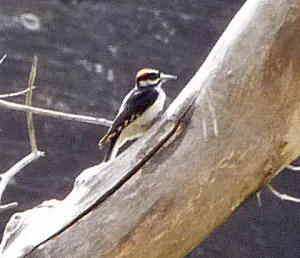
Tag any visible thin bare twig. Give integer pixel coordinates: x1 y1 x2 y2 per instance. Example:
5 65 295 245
26 56 38 152
0 56 111 213
0 56 44 213
0 98 112 127
0 54 6 64
256 191 262 207
0 54 112 127
0 151 44 212
267 184 300 203
0 87 36 99
0 202 18 213
287 165 300 171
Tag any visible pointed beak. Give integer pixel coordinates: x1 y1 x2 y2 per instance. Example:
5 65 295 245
160 73 178 81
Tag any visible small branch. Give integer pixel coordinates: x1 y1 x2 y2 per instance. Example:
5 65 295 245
0 54 112 127
287 165 300 171
0 56 111 213
26 56 38 152
0 151 44 204
267 184 300 203
0 54 6 64
0 87 36 99
0 98 112 127
256 191 262 207
0 56 44 213
0 202 18 213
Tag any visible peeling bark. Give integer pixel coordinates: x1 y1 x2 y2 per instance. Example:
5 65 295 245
1 0 300 257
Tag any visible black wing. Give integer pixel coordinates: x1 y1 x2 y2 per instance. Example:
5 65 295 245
99 87 159 146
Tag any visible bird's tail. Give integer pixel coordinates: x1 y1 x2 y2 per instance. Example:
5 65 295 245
102 133 121 162
98 134 110 148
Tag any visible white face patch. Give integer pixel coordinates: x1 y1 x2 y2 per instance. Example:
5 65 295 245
147 78 160 85
139 78 160 88
138 80 148 87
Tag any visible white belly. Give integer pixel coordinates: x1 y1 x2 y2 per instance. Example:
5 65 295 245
117 87 166 148
136 87 166 127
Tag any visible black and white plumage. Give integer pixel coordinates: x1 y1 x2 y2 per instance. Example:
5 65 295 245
99 68 177 162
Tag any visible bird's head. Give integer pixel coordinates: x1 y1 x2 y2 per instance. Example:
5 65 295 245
135 68 177 89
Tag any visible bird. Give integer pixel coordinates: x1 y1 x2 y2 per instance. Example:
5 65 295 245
99 68 177 162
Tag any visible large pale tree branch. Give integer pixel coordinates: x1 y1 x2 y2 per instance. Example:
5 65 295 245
1 0 300 257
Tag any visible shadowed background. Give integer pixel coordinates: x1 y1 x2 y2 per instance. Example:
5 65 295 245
0 0 300 257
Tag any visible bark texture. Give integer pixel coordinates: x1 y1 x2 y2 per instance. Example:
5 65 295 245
2 0 300 257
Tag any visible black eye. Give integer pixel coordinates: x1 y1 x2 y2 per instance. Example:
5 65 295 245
137 72 158 82
146 72 159 80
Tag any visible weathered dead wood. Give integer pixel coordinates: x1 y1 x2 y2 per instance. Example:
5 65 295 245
1 0 300 257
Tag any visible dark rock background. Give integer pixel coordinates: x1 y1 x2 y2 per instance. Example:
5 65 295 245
0 0 300 257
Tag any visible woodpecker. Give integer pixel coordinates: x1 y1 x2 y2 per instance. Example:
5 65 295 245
99 68 177 162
